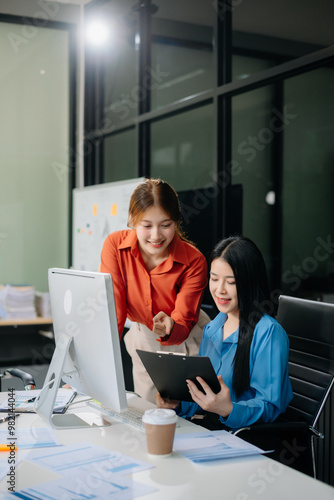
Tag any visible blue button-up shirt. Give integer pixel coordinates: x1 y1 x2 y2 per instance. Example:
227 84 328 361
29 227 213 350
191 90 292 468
179 312 293 430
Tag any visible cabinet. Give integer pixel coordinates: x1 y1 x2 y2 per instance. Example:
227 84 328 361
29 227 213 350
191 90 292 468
0 318 54 367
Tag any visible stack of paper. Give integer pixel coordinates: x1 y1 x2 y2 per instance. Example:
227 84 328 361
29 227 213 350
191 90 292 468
0 284 37 319
35 291 52 317
174 430 266 462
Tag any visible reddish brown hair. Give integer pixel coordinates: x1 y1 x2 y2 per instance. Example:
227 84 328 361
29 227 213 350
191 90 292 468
128 178 193 244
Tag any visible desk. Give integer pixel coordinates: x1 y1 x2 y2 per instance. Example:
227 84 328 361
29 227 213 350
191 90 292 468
0 393 333 499
0 318 52 327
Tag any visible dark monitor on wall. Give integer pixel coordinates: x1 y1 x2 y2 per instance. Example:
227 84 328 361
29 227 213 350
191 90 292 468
178 184 243 315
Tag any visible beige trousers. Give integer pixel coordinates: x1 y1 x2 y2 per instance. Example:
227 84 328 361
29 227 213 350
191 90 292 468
124 309 211 403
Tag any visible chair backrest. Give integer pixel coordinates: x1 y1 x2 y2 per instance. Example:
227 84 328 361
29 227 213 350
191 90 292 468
276 295 334 426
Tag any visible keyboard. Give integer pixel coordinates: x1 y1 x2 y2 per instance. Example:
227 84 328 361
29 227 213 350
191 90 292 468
87 401 146 431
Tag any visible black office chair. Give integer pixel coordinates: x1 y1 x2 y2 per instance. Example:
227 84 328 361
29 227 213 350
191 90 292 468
233 295 334 478
0 368 36 391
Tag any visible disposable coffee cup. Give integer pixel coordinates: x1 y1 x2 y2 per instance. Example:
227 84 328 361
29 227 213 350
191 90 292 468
142 409 178 457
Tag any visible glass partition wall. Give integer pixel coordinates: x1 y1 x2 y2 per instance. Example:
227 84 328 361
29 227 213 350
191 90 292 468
0 18 75 292
84 0 334 305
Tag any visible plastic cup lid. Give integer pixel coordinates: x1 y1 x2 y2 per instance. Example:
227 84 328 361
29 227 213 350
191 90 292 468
142 408 177 425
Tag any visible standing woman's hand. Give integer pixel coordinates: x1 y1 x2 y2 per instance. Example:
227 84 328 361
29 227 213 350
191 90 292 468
153 311 174 337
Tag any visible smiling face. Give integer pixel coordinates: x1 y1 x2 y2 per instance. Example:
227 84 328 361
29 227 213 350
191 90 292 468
209 258 239 320
135 205 176 260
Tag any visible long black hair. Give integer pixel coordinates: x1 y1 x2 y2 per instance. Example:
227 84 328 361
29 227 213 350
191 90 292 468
210 236 271 398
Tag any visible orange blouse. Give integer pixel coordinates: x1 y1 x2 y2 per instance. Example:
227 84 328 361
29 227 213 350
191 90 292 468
100 230 208 346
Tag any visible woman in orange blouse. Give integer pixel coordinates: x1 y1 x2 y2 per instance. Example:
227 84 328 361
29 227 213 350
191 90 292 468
100 178 210 402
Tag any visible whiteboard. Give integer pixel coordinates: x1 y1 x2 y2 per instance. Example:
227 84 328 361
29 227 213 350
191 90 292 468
72 178 144 271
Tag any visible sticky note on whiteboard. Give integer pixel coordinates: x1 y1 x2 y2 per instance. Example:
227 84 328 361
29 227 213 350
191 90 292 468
93 204 98 216
111 204 118 216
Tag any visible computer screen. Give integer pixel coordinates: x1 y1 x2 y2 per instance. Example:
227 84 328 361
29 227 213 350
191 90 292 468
35 268 127 429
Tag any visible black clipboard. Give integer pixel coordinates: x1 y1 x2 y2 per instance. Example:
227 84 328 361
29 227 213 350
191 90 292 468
136 350 220 402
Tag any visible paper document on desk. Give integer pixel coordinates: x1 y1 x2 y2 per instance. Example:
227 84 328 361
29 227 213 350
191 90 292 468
174 430 265 462
26 441 154 477
0 427 61 450
0 458 22 483
0 469 156 500
0 388 76 413
12 442 157 500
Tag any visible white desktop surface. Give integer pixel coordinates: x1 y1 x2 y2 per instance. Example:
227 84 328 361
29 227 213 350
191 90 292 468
0 393 333 499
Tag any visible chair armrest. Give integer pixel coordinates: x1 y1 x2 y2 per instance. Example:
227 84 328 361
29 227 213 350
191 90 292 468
3 368 36 390
233 420 321 477
234 421 323 439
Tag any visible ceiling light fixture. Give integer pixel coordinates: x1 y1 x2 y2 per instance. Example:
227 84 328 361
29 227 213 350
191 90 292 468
86 21 110 45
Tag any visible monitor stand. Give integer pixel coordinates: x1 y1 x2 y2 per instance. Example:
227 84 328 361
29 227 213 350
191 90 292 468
35 333 111 429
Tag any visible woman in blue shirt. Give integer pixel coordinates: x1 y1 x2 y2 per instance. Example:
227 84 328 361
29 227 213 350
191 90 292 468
156 236 293 431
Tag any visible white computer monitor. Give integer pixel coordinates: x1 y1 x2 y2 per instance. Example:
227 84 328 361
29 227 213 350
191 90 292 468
35 268 127 429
